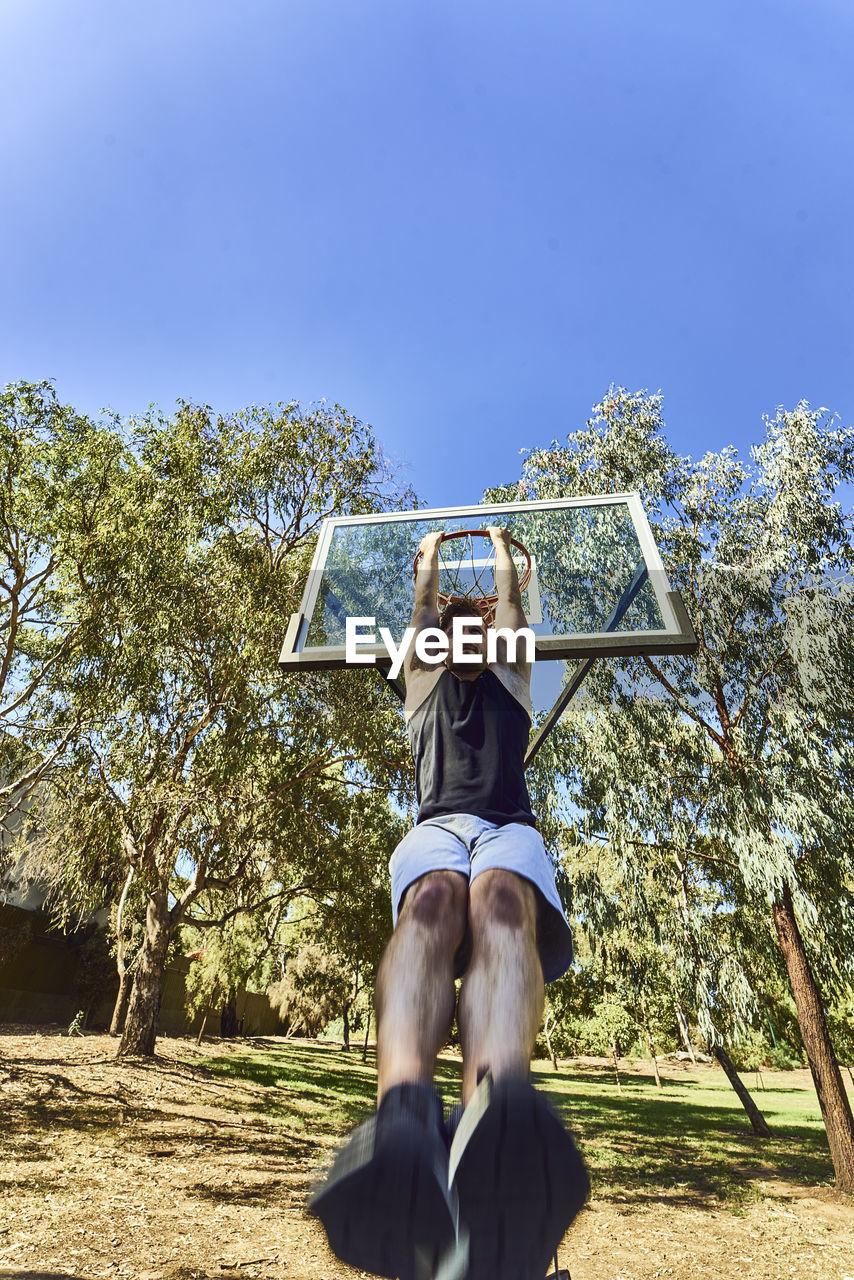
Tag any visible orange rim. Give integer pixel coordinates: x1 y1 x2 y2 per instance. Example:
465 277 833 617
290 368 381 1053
412 529 532 620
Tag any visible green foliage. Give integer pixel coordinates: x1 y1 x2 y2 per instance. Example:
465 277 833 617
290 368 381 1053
298 787 404 994
178 783 403 1044
268 940 352 1037
558 998 640 1059
3 385 415 1053
825 986 854 1066
183 912 275 1021
496 390 854 1050
0 381 128 876
543 843 697 1062
766 1045 804 1071
724 1026 775 1072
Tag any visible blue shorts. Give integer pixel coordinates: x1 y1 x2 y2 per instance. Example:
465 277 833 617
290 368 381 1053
389 813 573 983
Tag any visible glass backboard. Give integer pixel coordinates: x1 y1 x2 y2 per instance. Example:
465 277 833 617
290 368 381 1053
279 493 696 671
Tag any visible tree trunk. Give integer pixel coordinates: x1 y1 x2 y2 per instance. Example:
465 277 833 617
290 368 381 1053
118 888 171 1058
611 1038 623 1095
543 1012 559 1072
713 1045 771 1137
773 881 854 1193
763 999 778 1050
196 1013 208 1046
343 958 361 1051
109 967 133 1036
640 997 662 1089
220 995 239 1038
676 1005 697 1064
110 866 135 1036
647 1030 662 1089
361 999 372 1064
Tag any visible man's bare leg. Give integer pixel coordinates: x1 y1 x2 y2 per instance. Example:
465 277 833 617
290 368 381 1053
311 866 467 1280
458 868 544 1102
375 869 468 1102
452 870 587 1280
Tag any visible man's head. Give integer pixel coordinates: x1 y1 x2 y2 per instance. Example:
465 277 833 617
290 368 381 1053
439 600 489 678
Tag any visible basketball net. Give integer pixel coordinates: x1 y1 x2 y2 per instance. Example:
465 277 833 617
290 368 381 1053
412 529 532 628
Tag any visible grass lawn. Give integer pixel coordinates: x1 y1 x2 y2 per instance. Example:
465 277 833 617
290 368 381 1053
197 1041 835 1209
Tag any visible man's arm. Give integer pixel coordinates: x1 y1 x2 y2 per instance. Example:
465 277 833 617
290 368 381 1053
410 530 444 630
404 531 445 705
488 526 527 634
486 527 533 710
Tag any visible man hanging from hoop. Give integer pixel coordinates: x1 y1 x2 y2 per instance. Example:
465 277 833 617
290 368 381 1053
311 526 589 1280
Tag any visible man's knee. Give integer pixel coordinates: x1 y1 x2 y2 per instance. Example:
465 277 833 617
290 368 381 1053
469 869 537 933
399 870 468 942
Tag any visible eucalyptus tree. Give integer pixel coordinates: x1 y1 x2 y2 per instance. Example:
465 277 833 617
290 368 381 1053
268 939 354 1038
32 398 412 1057
180 785 404 1043
294 787 406 1048
109 865 145 1035
183 909 279 1038
546 830 774 1129
570 831 776 1128
0 381 123 869
497 391 854 1189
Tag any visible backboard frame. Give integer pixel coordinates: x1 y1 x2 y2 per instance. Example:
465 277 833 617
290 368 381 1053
278 492 697 670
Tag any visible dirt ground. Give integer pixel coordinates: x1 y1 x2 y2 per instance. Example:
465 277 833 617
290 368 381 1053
1 1027 853 1280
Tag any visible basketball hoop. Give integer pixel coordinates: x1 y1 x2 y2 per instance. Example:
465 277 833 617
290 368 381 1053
412 529 532 627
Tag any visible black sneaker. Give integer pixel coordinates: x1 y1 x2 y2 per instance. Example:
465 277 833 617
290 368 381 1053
445 1099 465 1147
449 1075 589 1280
309 1081 463 1280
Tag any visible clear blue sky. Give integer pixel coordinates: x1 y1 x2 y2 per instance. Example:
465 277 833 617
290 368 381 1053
2 0 853 507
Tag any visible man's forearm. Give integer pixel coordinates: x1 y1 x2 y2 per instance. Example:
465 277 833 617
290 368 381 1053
492 539 522 606
414 546 441 612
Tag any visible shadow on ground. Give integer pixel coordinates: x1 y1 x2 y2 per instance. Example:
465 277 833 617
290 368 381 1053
1 1035 835 1216
0 1272 85 1279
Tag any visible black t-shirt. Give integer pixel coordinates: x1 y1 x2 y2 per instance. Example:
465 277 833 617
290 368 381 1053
407 668 537 827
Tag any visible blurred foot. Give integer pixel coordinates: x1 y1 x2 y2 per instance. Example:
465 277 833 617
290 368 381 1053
449 1075 589 1280
309 1081 461 1280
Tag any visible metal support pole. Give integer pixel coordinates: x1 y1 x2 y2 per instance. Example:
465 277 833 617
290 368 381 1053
524 563 650 768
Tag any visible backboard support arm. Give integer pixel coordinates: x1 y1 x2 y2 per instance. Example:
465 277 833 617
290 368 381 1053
524 562 652 768
376 662 406 703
